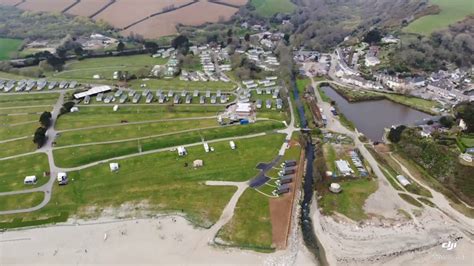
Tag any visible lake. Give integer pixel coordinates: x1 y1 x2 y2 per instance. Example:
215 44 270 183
321 86 432 141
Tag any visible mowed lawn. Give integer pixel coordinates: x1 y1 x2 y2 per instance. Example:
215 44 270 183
0 93 59 108
53 121 285 168
49 54 166 82
0 138 36 159
403 0 474 35
0 192 44 212
0 153 50 192
55 118 219 146
128 78 236 91
319 178 378 221
251 0 296 17
0 134 285 228
0 38 22 60
0 122 37 141
56 105 222 130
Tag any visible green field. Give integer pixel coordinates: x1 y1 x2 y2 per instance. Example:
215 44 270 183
56 105 222 130
0 134 285 228
0 38 22 60
0 192 44 212
0 93 58 108
53 121 285 168
128 78 235 91
319 178 378 221
0 153 50 192
47 54 166 83
56 118 218 146
403 0 474 35
218 189 273 251
251 0 296 17
0 138 36 159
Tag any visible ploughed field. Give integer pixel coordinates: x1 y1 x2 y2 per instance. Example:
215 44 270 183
0 0 244 38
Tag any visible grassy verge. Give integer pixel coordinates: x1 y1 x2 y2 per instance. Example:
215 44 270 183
418 197 436 207
218 189 274 252
319 178 378 221
251 0 296 17
0 192 44 211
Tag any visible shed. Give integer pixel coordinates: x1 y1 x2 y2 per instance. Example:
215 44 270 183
277 183 290 194
109 163 119 172
280 175 293 184
24 175 37 185
193 159 203 168
284 160 297 167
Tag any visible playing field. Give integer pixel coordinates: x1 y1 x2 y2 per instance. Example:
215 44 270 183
0 38 22 60
403 0 474 35
250 0 296 17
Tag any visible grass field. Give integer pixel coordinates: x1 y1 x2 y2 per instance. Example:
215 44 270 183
47 55 166 83
0 192 44 212
0 134 285 228
250 0 296 17
53 121 285 168
0 93 58 108
403 0 474 35
128 78 236 91
0 138 36 159
460 136 474 147
0 38 22 60
319 178 378 221
218 189 273 251
56 105 223 130
0 153 49 192
55 118 218 146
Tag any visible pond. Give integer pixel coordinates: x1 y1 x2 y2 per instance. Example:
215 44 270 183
321 86 433 141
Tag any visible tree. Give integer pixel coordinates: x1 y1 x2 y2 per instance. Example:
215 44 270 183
33 127 47 148
456 102 474 133
144 41 159 54
388 125 406 143
39 111 52 128
244 33 250 42
439 116 454 128
227 28 233 37
171 35 189 50
74 46 84 56
363 28 382 44
117 41 125 52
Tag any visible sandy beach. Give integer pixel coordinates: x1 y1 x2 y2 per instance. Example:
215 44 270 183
0 215 316 265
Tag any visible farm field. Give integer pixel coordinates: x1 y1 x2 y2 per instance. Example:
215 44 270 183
250 0 296 17
0 38 22 60
94 0 193 29
17 0 75 13
0 192 44 212
56 105 222 130
216 0 248 6
122 1 238 39
53 122 284 168
0 153 50 192
0 134 285 228
55 118 219 146
65 0 110 17
403 0 474 35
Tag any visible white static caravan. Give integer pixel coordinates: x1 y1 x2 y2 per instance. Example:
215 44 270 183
229 141 236 150
24 175 37 185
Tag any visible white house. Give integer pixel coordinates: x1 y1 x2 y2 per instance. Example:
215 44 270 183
24 175 37 185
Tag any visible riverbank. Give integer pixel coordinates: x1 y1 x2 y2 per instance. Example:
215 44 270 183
321 83 439 115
